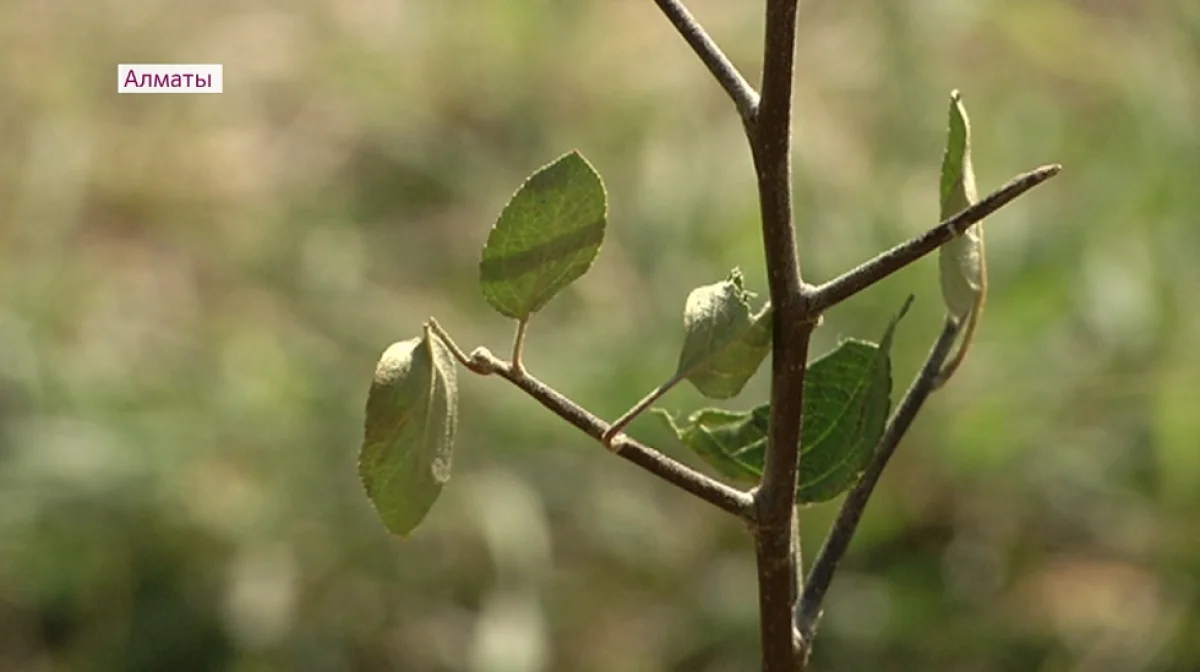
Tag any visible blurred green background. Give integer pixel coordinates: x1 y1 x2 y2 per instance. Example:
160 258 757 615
1 0 1198 670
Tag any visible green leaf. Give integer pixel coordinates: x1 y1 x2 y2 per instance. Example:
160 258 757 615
653 406 768 481
654 297 913 504
674 269 773 399
359 327 458 537
480 151 607 320
938 90 985 321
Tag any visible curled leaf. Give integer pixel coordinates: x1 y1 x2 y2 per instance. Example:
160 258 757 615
359 327 458 537
938 90 985 321
675 269 773 399
480 151 607 321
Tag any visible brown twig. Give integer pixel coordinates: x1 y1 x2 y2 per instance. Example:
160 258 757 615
796 317 962 643
651 0 760 123
808 165 1061 315
428 320 756 520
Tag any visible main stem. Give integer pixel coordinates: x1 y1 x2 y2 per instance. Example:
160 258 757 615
750 0 809 669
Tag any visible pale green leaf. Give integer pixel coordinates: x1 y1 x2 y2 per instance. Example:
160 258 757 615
939 90 985 321
359 328 458 537
674 269 773 399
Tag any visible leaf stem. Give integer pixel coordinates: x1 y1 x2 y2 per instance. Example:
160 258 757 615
808 164 1061 315
652 0 760 123
602 373 685 446
468 346 756 519
796 316 961 643
512 318 529 374
426 318 493 375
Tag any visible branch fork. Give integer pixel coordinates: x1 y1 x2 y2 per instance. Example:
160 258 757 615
435 1 1060 669
638 1 1059 669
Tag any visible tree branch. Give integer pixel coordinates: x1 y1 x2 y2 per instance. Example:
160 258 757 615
461 343 756 520
808 164 1061 315
796 316 961 642
748 0 808 669
652 0 760 122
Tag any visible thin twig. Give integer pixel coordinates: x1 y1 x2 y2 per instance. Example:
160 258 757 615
429 320 753 517
796 317 961 643
808 165 1061 315
749 1 808 667
464 345 756 520
652 0 760 122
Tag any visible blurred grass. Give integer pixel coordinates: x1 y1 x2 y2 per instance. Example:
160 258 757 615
1 0 1198 670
